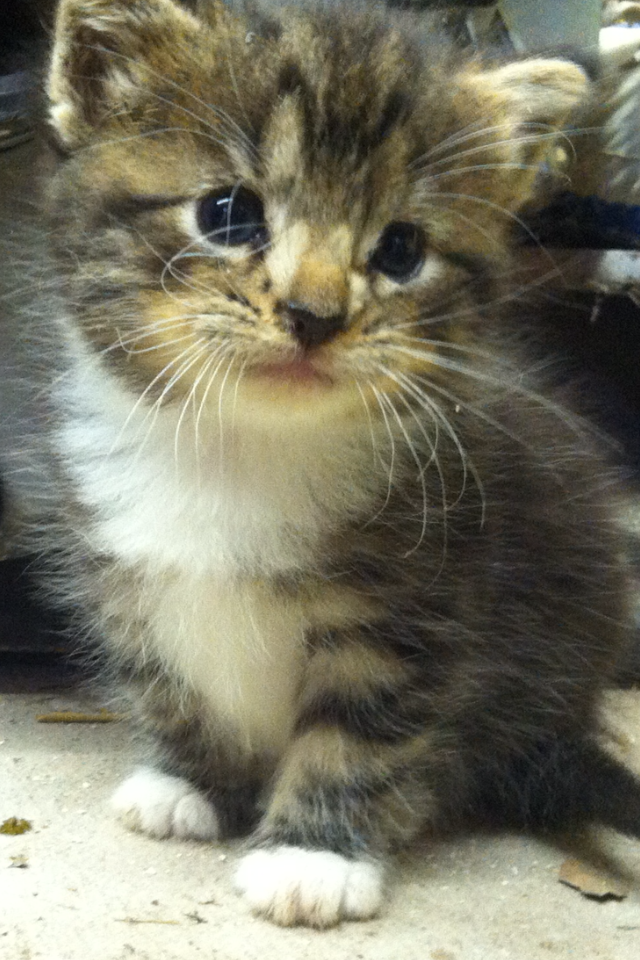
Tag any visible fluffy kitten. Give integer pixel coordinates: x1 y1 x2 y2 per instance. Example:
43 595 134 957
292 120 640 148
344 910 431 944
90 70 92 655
34 0 640 928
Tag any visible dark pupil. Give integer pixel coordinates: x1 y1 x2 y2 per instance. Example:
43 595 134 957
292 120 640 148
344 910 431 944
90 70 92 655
197 186 266 246
369 222 425 282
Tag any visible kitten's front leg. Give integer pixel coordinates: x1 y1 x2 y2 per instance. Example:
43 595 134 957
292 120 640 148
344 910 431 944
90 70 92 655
109 669 261 843
236 638 432 927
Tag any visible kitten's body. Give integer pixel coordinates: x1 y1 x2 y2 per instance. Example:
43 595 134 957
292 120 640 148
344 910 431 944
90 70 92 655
29 0 640 927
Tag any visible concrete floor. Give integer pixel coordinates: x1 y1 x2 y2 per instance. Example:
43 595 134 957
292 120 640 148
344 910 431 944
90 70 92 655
3 684 640 960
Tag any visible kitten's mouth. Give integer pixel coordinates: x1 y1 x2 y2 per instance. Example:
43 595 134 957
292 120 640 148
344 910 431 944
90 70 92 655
251 354 335 388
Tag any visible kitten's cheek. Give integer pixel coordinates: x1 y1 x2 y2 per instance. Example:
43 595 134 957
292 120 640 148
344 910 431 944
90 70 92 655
234 846 385 927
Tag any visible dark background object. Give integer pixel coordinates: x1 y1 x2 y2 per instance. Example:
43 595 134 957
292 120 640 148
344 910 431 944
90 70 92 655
529 291 640 473
0 1 56 69
523 193 640 252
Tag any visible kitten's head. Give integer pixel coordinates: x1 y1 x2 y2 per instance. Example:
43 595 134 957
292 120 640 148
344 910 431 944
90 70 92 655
46 0 588 425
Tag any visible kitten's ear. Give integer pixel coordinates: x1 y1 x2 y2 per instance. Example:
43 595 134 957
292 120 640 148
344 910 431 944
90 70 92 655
478 58 589 128
47 0 201 149
462 57 590 205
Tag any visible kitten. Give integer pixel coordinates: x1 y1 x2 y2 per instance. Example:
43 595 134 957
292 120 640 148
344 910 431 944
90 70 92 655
34 0 640 928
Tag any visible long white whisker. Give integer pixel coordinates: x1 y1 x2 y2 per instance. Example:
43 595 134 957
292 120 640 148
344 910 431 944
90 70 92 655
375 364 439 478
365 381 397 524
381 389 430 546
231 356 249 433
108 338 207 457
355 380 380 472
384 365 485 521
172 343 214 465
395 261 569 331
415 125 588 173
411 120 520 166
140 341 211 455
82 43 258 158
216 353 237 470
423 190 558 265
384 341 589 446
144 340 208 421
86 44 257 157
187 348 219 481
111 327 195 356
426 161 554 183
194 342 235 457
80 125 232 153
411 121 510 168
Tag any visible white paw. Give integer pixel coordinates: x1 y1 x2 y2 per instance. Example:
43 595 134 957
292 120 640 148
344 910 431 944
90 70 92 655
234 846 384 928
111 767 219 841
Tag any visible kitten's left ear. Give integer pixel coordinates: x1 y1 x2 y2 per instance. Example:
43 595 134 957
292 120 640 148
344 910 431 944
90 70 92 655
461 57 590 204
477 57 589 125
47 0 202 149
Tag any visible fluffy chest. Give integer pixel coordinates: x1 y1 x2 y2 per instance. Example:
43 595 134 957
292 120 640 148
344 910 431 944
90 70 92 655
54 352 384 753
145 573 308 755
56 349 382 578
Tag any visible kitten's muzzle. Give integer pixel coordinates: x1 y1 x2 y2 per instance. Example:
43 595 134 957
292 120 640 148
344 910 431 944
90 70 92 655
276 301 346 350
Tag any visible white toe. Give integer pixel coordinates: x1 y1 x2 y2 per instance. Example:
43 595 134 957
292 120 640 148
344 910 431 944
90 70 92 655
341 858 385 918
234 845 384 927
111 767 219 841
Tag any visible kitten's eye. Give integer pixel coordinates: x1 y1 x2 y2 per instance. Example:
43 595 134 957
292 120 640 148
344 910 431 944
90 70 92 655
368 222 426 282
197 186 267 247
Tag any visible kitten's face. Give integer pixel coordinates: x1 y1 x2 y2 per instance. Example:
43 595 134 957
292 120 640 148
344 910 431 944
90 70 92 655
47 0 587 424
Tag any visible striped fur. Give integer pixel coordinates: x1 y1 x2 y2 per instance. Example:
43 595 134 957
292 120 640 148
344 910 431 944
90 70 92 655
35 0 640 928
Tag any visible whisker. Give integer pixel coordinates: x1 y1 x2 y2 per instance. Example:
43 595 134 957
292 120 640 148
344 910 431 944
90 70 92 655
365 380 397 525
172 343 214 465
139 340 210 454
79 125 232 153
415 125 590 174
384 341 590 446
81 43 258 159
410 119 513 167
403 263 570 331
355 379 381 472
194 342 235 456
102 342 198 460
375 363 439 478
425 161 568 185
216 352 238 468
422 190 559 266
230 356 249 433
378 386 431 556
111 326 195 356
383 365 485 522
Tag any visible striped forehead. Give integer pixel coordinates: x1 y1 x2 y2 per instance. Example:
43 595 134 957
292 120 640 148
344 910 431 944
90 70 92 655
271 60 412 169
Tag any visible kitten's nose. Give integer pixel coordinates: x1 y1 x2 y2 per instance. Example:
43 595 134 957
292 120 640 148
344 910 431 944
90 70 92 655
277 301 346 350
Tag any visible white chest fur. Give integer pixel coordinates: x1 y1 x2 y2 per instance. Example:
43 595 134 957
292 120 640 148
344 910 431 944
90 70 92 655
144 572 307 755
54 344 384 754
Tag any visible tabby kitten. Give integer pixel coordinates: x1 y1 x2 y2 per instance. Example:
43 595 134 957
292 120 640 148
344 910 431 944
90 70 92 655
39 0 640 929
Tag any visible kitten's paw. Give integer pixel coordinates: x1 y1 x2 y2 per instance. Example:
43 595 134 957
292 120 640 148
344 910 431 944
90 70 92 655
234 845 384 928
111 767 219 841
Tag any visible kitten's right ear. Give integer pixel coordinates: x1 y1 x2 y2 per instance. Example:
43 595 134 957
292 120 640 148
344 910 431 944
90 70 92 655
47 0 201 150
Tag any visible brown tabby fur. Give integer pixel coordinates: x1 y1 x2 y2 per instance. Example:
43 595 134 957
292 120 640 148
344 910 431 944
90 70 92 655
32 0 640 928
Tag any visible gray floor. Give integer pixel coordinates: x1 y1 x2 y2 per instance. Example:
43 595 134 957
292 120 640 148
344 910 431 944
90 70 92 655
2 686 640 960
